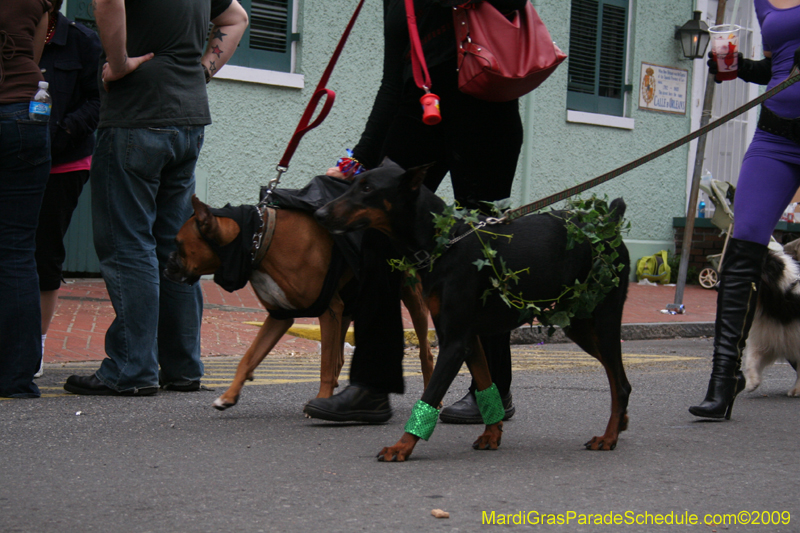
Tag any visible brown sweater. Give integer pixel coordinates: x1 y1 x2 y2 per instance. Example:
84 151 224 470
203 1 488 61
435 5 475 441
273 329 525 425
0 0 50 104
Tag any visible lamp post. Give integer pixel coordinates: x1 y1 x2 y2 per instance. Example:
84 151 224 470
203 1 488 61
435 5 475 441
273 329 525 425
669 2 726 315
675 11 711 60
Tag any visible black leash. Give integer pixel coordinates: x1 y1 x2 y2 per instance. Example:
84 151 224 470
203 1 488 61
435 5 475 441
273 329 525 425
506 67 800 220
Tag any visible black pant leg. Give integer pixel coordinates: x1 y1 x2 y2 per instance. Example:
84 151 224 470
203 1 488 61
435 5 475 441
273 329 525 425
443 91 522 397
348 229 406 394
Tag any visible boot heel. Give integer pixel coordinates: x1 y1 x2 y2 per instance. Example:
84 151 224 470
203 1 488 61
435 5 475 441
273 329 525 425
724 397 735 420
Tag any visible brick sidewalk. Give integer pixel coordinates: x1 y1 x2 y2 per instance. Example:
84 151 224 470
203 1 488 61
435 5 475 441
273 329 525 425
44 278 717 364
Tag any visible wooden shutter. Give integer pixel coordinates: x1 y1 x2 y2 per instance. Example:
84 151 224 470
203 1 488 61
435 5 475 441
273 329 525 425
68 1 295 73
231 0 294 71
567 0 628 115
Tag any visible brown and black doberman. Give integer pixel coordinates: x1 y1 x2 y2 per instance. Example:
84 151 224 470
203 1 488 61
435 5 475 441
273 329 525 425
164 195 435 411
314 159 632 461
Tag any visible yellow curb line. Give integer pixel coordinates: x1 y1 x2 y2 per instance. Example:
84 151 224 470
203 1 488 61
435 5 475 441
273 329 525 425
244 322 437 347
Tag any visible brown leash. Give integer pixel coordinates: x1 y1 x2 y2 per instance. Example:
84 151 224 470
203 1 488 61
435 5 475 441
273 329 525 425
506 66 800 221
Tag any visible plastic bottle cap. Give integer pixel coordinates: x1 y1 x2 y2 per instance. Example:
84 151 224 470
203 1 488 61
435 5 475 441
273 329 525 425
39 81 49 89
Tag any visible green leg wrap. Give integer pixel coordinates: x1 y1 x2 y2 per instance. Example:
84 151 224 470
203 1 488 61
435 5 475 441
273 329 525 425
404 400 439 441
475 383 504 425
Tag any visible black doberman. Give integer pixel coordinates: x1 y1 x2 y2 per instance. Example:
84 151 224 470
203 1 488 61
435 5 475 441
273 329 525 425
315 159 632 461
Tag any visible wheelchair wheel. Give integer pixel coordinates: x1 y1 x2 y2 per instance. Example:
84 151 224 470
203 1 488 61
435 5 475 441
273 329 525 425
699 268 718 289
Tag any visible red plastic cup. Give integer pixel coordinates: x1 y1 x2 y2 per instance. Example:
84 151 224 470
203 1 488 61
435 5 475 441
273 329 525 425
420 93 441 125
709 24 741 82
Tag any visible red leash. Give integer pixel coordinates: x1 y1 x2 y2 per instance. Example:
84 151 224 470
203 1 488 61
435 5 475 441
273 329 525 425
267 0 367 192
404 0 441 125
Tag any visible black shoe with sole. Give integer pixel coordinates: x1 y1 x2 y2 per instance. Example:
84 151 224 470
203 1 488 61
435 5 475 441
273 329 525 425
303 385 392 423
64 374 158 396
160 380 202 392
439 390 515 424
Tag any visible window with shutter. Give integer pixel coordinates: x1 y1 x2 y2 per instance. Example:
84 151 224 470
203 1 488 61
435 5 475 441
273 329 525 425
231 0 294 72
66 0 295 73
567 0 628 116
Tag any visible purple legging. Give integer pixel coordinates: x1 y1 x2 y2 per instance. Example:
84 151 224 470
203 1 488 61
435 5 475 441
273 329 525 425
732 135 800 245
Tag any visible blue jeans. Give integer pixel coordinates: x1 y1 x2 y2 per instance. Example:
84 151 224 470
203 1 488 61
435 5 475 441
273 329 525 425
0 103 51 398
91 126 204 392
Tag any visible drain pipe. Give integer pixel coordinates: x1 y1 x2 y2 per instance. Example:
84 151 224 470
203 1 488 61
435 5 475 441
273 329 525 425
519 0 542 206
521 93 535 206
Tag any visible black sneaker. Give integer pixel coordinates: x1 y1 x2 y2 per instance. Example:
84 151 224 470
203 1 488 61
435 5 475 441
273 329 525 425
160 380 201 392
303 385 392 423
64 374 158 396
438 390 515 424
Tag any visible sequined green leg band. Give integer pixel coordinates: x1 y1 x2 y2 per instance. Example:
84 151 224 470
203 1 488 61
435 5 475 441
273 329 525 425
475 383 504 425
404 400 439 441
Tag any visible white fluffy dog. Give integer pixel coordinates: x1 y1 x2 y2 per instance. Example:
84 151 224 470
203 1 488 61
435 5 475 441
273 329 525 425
742 241 800 397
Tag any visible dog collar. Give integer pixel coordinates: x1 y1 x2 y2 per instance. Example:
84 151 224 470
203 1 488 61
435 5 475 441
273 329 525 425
252 204 277 267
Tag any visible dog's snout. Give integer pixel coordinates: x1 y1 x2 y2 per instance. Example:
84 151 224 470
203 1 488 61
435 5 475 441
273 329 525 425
164 251 192 284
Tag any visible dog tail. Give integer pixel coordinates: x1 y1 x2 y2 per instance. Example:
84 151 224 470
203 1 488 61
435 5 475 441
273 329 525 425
609 198 627 221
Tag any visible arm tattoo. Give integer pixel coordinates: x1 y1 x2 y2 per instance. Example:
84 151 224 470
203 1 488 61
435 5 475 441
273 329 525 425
212 28 227 41
211 45 223 58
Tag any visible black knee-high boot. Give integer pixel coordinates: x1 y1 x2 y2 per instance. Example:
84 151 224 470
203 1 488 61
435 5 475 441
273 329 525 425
689 238 767 420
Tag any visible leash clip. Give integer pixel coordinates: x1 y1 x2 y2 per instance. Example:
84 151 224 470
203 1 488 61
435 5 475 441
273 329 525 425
413 250 432 269
268 166 288 194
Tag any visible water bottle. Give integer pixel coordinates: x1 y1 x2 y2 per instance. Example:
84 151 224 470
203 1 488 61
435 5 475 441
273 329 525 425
698 201 706 218
700 169 712 188
28 81 52 122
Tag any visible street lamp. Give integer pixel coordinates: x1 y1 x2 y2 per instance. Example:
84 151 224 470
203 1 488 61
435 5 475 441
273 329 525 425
675 11 710 59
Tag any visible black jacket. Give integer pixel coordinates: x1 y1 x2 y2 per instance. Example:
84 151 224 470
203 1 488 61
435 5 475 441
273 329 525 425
353 0 528 168
39 12 101 167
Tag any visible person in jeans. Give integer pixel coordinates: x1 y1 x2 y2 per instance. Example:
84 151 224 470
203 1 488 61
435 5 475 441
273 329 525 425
34 0 101 378
0 0 51 398
63 0 247 396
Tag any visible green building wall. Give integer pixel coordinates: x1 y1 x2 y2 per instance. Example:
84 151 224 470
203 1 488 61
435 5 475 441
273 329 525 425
199 0 698 268
65 0 705 274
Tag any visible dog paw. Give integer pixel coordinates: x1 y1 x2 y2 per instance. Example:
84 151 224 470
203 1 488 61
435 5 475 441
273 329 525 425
213 397 237 410
472 422 503 451
787 387 800 397
744 371 760 392
744 378 761 392
472 435 501 450
377 445 411 462
584 436 617 451
376 433 419 462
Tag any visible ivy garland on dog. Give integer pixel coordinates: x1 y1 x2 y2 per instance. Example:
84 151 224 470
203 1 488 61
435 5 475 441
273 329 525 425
389 195 630 332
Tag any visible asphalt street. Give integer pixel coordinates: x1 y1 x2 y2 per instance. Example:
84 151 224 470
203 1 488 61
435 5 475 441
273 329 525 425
1 338 798 533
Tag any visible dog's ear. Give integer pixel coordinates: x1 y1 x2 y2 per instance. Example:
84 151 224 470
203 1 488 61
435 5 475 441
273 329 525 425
404 162 435 191
192 195 219 236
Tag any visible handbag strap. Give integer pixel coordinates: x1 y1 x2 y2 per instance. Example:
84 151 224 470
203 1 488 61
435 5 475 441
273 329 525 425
453 6 499 72
404 0 432 92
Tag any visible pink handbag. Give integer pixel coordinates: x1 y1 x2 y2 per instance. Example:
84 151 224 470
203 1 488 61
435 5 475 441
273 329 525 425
454 1 567 102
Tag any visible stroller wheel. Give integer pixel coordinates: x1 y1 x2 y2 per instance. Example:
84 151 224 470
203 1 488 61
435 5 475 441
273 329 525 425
699 268 718 289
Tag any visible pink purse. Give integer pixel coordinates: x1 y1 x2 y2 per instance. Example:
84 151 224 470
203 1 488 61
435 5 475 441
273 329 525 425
454 1 567 102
